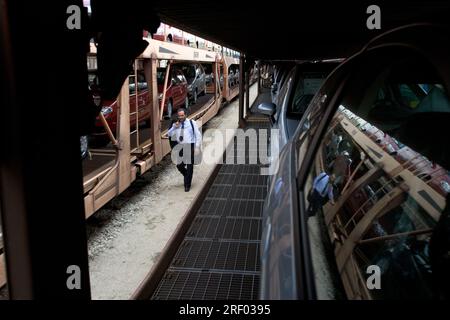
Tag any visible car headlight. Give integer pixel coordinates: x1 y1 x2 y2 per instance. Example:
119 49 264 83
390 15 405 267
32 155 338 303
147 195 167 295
101 106 113 116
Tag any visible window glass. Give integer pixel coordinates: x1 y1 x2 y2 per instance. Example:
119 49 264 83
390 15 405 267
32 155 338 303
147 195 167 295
88 72 99 88
128 75 136 95
288 72 326 117
203 63 212 75
397 84 423 108
293 90 330 181
176 71 184 83
128 68 147 93
303 55 450 299
137 71 148 91
181 65 195 81
157 68 166 85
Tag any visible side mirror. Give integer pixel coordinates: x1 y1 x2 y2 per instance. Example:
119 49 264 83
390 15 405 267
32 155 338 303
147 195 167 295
257 102 276 116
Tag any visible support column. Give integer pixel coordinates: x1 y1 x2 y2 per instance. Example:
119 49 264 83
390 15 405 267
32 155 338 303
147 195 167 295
245 68 250 117
238 54 246 128
146 56 162 163
213 61 219 102
117 78 132 194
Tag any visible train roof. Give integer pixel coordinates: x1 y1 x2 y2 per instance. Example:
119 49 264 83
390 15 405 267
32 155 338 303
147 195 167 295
149 1 450 60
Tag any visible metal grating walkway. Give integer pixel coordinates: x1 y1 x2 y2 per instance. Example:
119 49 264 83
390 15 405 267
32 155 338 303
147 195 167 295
153 271 260 300
151 117 272 300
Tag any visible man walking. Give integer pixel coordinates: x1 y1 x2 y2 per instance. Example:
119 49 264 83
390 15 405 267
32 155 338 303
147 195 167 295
307 171 335 216
168 108 202 192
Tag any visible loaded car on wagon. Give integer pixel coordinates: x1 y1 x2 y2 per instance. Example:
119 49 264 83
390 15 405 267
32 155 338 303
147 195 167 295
157 66 189 119
90 70 151 146
179 63 206 104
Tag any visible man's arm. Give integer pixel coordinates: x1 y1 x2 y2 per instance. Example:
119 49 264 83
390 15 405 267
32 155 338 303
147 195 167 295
193 120 202 148
167 122 176 136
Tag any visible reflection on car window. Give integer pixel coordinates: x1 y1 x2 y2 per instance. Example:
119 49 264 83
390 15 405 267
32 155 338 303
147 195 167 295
88 73 99 88
397 84 423 108
176 72 184 83
203 63 212 75
129 75 136 95
303 58 450 299
137 72 148 91
292 91 331 183
129 71 148 95
157 69 165 85
181 65 196 81
288 72 326 118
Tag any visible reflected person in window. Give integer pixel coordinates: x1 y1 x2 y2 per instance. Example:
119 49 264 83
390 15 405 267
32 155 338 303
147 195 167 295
307 171 336 217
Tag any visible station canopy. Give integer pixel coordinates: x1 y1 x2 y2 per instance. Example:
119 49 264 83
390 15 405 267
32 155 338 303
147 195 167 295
148 1 450 60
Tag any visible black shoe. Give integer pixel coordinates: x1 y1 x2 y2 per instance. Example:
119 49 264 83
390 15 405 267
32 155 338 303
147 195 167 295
185 186 190 192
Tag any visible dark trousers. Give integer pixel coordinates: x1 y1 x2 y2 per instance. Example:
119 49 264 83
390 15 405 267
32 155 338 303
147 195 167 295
307 189 325 217
176 143 194 188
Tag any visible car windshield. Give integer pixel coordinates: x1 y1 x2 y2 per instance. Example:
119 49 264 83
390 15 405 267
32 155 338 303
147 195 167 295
203 64 212 74
181 65 195 82
157 68 166 85
88 72 99 88
300 54 450 300
289 72 327 117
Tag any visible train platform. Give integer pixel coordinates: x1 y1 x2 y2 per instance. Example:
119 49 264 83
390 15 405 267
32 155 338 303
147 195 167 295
133 85 272 300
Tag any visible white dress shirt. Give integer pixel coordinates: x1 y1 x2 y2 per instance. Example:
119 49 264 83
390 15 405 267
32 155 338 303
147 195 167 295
312 172 334 200
168 119 202 148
